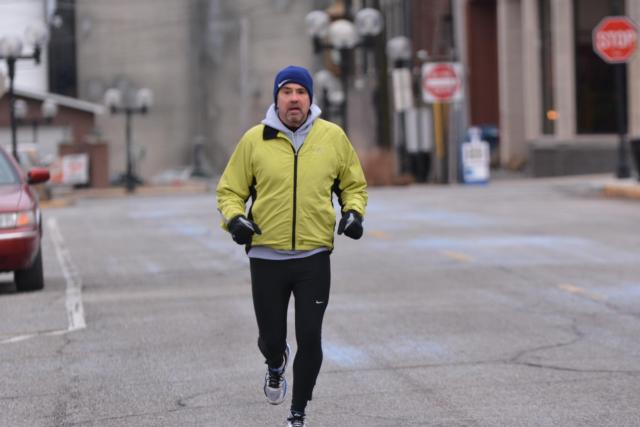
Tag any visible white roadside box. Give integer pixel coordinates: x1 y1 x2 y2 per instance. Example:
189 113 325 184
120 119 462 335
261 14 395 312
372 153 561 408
461 127 490 184
62 153 90 185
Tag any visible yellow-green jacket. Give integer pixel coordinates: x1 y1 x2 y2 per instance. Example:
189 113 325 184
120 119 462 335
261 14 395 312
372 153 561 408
216 115 367 251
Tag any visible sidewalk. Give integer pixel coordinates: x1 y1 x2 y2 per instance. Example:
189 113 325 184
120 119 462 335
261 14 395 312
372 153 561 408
490 169 640 201
40 179 214 209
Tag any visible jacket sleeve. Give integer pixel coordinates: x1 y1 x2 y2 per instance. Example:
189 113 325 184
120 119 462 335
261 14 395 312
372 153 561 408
337 132 368 217
216 134 254 230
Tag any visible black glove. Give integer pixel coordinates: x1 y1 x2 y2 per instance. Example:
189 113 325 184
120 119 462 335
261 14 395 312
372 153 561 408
228 215 262 245
337 210 363 240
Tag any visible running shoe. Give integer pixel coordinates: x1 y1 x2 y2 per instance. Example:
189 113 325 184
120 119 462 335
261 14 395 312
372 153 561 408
286 411 306 427
263 343 290 405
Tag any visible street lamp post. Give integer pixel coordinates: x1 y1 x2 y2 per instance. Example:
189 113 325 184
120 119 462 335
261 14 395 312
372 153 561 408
0 23 49 161
314 69 344 122
327 19 358 132
104 87 153 193
305 8 383 134
387 36 413 176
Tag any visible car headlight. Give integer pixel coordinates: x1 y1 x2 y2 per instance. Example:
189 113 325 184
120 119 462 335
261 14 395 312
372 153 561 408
0 211 36 229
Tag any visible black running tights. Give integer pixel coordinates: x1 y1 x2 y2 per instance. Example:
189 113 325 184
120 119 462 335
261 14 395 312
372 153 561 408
250 252 330 409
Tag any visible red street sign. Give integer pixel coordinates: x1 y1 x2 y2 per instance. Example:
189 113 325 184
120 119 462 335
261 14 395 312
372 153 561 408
593 16 639 63
421 62 462 103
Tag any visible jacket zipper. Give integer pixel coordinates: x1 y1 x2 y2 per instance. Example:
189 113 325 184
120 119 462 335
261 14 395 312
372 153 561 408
291 147 298 250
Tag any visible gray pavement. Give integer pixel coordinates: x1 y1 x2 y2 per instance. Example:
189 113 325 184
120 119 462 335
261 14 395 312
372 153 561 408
1 175 640 426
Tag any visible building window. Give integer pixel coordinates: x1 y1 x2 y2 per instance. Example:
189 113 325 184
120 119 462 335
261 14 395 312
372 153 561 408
574 0 625 134
539 0 554 134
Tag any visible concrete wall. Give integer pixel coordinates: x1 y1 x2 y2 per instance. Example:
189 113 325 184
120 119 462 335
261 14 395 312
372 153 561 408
76 0 193 181
628 0 640 138
203 0 316 172
76 0 318 180
497 0 526 167
551 0 576 139
521 0 541 142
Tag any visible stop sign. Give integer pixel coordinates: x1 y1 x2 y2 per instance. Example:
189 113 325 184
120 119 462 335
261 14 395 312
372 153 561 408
421 62 463 103
593 16 639 63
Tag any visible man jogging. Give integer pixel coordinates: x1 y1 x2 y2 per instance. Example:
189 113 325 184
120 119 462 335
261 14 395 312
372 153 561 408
216 65 367 427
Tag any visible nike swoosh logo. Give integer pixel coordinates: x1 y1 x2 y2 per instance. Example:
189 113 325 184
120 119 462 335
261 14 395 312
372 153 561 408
345 213 355 229
315 300 324 304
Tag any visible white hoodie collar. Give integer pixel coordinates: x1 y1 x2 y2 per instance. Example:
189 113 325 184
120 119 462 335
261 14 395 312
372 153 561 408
261 103 322 136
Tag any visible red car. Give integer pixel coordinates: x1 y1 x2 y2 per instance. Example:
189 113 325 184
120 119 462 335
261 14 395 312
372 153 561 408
0 145 50 291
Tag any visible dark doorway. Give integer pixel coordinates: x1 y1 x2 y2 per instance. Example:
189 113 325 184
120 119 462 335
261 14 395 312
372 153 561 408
466 0 499 128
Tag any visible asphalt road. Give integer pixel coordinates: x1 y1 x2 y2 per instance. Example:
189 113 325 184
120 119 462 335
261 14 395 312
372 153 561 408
1 176 639 426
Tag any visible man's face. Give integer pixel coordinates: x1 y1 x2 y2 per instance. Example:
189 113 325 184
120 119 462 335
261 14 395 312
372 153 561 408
276 83 310 128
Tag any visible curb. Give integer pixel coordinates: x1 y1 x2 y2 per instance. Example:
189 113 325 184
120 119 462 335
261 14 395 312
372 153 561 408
40 198 76 209
40 181 213 209
602 181 640 200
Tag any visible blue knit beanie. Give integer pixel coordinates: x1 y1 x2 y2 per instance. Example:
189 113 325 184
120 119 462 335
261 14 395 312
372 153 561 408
273 65 313 103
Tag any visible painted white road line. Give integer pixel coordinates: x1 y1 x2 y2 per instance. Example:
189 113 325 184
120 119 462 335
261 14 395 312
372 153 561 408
0 218 86 346
48 217 87 331
0 329 70 344
1 334 36 344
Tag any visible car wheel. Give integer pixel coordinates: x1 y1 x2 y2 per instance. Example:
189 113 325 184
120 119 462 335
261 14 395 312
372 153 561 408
15 247 44 292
